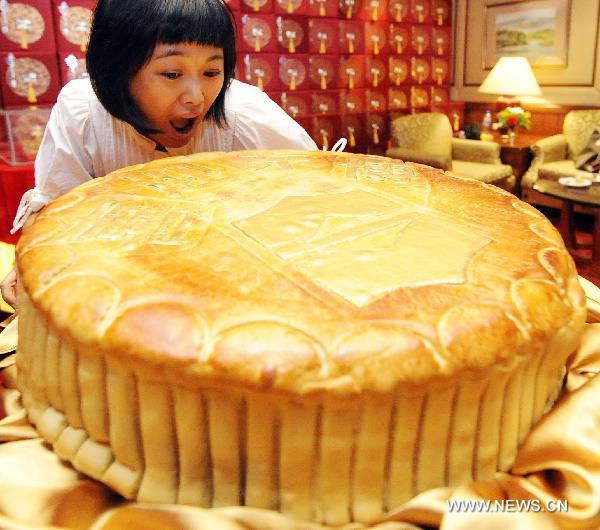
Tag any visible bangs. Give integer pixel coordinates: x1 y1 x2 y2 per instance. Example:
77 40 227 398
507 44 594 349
154 0 235 50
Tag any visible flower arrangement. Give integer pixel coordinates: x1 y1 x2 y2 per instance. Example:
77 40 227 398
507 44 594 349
496 106 532 130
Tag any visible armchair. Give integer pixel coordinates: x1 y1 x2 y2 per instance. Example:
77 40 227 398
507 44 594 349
522 109 600 190
386 112 515 191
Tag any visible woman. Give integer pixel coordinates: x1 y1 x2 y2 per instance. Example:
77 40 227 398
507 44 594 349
1 0 318 309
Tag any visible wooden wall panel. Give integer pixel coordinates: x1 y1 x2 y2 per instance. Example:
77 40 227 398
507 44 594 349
464 102 600 137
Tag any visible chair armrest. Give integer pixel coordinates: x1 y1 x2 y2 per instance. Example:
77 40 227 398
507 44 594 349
521 134 568 189
385 147 451 170
531 134 568 162
451 138 501 164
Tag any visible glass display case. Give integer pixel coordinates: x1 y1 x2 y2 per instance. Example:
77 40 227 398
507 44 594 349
0 105 50 165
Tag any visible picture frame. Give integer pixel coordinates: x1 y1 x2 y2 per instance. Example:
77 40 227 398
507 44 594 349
484 0 570 69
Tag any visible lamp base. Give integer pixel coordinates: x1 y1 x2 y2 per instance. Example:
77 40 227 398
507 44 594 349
495 95 521 112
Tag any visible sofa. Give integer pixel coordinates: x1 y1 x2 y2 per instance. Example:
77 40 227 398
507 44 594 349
385 112 515 192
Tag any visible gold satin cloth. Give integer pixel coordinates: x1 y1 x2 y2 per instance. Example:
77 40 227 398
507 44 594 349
1 315 600 529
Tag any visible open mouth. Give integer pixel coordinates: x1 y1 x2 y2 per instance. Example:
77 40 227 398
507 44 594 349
170 117 197 134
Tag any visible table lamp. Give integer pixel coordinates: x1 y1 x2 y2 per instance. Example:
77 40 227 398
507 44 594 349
478 57 541 110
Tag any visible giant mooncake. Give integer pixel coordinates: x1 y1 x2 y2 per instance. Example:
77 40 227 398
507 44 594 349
15 150 586 525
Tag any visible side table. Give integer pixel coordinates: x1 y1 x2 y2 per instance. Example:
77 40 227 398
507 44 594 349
532 179 600 277
495 133 543 197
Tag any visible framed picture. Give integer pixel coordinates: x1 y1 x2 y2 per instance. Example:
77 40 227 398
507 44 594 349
484 0 570 69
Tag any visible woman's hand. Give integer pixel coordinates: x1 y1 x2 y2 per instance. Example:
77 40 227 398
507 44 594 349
0 266 17 311
1 211 38 312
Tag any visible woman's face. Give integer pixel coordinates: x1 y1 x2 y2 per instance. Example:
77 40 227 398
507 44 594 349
130 42 225 148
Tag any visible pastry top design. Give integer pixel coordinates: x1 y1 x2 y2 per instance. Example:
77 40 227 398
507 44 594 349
17 150 586 394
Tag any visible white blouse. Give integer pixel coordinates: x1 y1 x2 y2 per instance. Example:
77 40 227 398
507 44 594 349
12 78 318 232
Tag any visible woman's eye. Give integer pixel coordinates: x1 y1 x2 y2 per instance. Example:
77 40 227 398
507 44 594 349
161 72 181 80
204 70 222 78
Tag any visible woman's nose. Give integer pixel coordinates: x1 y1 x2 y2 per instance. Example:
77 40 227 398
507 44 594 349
181 78 204 107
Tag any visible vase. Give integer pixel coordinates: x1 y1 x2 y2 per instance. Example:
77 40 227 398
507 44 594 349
507 127 517 145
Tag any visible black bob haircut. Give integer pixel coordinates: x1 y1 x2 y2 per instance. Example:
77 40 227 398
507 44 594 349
87 0 237 133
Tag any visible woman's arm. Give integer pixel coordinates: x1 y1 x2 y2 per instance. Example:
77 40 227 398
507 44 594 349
229 82 318 151
12 81 95 233
1 212 39 310
0 267 17 311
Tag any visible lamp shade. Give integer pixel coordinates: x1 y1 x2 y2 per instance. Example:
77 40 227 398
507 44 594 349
478 57 542 96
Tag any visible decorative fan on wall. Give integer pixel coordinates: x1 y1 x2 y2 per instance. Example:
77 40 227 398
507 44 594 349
309 57 334 89
275 0 302 14
13 107 50 155
411 26 429 55
365 24 386 55
340 114 364 146
388 57 408 86
411 0 429 23
0 1 44 49
276 17 304 53
389 24 408 54
431 86 449 105
431 0 449 26
280 92 308 118
388 0 408 22
340 55 364 89
432 27 449 55
63 53 87 81
341 90 365 114
410 86 429 108
432 58 448 86
366 113 384 144
243 0 269 13
312 116 334 150
366 57 386 88
343 28 357 53
6 54 50 103
278 56 306 90
388 87 407 110
309 20 337 54
312 92 336 115
410 56 430 84
242 17 273 52
243 55 273 90
339 0 361 20
58 2 92 52
313 0 328 16
367 89 386 112
365 0 385 21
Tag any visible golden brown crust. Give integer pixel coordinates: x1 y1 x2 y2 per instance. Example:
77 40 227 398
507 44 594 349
17 150 586 394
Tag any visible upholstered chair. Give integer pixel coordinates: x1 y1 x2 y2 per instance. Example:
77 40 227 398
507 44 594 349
522 109 600 190
386 112 515 191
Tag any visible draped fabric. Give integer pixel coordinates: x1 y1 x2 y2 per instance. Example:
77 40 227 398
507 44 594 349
1 318 600 529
